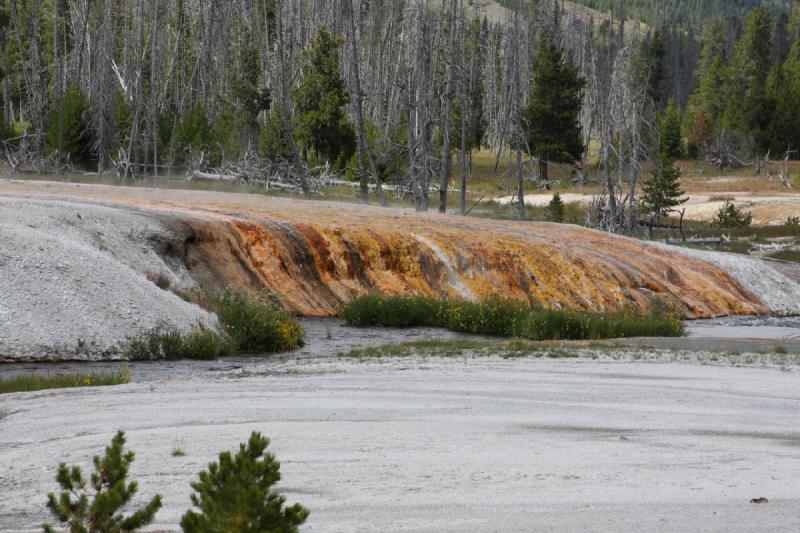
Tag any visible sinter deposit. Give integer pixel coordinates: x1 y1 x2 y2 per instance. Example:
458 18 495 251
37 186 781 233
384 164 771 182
2 180 799 360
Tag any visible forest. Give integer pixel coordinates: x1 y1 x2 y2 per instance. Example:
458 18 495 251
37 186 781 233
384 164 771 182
1 0 799 231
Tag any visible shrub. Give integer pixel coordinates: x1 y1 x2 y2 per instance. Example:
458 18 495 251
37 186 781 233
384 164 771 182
712 200 752 228
0 368 131 394
181 431 309 533
341 295 685 340
213 290 304 353
44 431 162 533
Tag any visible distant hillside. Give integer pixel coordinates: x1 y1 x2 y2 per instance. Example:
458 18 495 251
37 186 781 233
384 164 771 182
569 0 794 26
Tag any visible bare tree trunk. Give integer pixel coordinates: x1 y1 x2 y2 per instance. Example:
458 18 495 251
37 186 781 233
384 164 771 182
517 146 525 220
347 0 370 204
438 0 457 214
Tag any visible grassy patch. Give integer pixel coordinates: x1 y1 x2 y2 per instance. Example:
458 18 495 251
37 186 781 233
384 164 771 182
0 367 132 394
126 290 304 360
338 338 581 359
214 290 304 353
341 295 685 341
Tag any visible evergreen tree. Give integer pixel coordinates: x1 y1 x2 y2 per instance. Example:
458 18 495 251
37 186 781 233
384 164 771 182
544 192 565 223
174 105 211 161
645 27 669 110
660 102 684 160
180 431 309 533
724 7 774 152
44 84 93 165
292 27 356 170
712 199 752 228
522 37 584 182
258 110 294 162
640 159 688 238
209 109 244 167
43 431 162 533
690 18 729 131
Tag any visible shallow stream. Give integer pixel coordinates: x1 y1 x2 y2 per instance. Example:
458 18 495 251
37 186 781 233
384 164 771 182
1 316 798 383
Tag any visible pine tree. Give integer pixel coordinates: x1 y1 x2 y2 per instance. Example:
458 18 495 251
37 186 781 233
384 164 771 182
660 102 684 160
544 192 565 223
522 37 584 182
43 431 162 533
44 84 93 166
174 105 211 161
690 18 729 133
724 7 774 152
712 199 752 228
292 27 356 170
640 159 688 238
180 431 309 533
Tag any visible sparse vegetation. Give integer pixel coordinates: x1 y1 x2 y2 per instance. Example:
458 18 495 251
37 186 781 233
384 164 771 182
145 271 172 291
125 290 304 360
341 295 685 340
0 367 132 394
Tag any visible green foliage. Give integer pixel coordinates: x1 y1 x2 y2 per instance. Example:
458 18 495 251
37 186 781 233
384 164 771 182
43 431 162 533
44 85 93 165
660 103 684 160
545 192 565 223
640 159 688 219
126 290 303 359
292 26 355 169
230 37 271 130
340 294 449 328
724 7 774 151
175 105 211 158
180 431 309 533
125 324 234 361
712 199 753 228
0 368 131 394
690 18 729 133
342 295 685 340
209 109 244 166
522 37 584 170
213 290 304 353
258 110 294 162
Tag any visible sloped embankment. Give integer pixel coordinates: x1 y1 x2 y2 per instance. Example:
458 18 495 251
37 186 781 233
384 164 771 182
1 180 799 360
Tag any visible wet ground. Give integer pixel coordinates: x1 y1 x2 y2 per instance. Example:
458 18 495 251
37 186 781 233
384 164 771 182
1 316 798 382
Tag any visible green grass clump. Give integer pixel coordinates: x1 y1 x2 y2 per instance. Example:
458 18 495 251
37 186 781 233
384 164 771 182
126 290 303 360
214 290 304 353
341 295 685 341
340 294 449 328
125 324 234 361
0 367 132 394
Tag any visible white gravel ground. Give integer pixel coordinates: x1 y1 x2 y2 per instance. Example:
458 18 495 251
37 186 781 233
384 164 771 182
0 197 214 360
1 356 799 532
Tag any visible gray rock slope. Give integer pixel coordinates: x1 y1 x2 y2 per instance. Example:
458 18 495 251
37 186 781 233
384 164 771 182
0 197 215 361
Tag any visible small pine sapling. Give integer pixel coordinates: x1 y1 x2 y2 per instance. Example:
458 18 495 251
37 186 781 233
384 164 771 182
545 192 565 223
180 431 309 533
43 430 162 533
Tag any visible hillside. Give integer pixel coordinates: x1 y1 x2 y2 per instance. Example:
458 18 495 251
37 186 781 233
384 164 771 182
569 0 794 25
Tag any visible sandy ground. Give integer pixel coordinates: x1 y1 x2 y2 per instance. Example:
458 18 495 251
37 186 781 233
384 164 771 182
493 192 800 225
2 356 799 532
